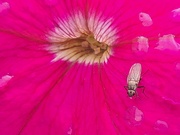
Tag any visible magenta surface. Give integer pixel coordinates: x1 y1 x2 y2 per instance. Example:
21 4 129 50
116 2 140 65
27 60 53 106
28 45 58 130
0 0 180 135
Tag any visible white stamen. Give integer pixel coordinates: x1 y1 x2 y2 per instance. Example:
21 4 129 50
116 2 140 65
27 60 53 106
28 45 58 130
132 36 149 52
135 108 143 121
0 2 10 13
67 127 72 135
139 12 153 26
172 8 180 17
47 11 118 64
0 75 13 87
154 120 168 132
155 34 180 50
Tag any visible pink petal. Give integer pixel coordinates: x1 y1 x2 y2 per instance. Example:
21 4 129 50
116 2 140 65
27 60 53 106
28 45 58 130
0 0 180 135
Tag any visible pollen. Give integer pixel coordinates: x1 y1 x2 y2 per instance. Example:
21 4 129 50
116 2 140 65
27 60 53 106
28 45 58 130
47 11 118 65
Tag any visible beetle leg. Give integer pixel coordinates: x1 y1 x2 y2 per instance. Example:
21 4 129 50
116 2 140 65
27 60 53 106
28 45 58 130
124 86 128 90
138 86 148 97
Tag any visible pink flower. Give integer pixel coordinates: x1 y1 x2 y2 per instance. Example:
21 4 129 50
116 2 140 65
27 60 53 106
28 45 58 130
0 0 180 135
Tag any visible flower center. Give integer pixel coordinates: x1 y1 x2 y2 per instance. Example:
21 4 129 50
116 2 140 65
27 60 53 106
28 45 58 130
81 34 108 55
47 12 117 65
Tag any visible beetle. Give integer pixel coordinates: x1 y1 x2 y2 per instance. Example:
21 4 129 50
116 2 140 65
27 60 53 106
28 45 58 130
124 63 145 97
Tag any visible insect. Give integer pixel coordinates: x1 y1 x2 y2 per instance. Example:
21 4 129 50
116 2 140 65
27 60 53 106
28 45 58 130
125 63 144 97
